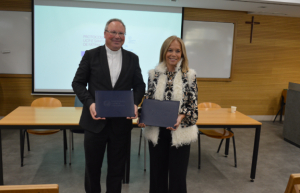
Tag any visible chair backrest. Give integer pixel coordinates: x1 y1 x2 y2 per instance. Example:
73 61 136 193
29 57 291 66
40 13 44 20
294 185 300 193
138 96 145 107
283 89 288 103
31 97 62 107
74 95 83 107
285 174 300 193
0 184 59 193
198 102 221 109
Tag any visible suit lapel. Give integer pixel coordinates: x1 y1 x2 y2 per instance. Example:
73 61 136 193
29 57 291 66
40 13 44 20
99 46 113 90
114 48 128 89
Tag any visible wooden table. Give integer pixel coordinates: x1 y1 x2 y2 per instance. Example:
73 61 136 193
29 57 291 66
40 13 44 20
197 108 262 182
0 106 137 185
0 106 82 185
0 107 261 185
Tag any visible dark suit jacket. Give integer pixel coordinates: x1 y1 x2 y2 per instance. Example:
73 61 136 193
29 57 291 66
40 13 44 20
72 45 145 134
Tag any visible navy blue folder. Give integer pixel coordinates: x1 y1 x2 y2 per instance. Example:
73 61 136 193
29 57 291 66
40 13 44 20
95 90 135 118
139 99 180 128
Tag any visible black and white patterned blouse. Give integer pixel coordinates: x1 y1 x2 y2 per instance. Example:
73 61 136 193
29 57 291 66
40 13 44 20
146 70 198 127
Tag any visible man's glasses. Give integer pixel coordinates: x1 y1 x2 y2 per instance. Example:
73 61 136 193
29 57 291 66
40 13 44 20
105 30 126 37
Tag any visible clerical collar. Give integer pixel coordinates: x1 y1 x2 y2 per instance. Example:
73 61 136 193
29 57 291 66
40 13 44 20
105 45 121 55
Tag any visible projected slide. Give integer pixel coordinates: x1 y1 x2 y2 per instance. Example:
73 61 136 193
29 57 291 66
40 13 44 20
34 1 182 93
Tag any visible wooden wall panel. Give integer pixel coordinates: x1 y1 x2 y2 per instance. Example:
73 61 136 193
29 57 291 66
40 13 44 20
1 5 300 116
0 0 31 11
0 76 75 116
185 8 300 115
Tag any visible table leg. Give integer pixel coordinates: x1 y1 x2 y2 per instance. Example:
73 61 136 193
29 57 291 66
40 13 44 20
198 132 201 169
69 130 72 165
20 130 24 167
250 126 261 182
138 129 142 156
63 130 67 165
0 130 3 185
144 136 146 171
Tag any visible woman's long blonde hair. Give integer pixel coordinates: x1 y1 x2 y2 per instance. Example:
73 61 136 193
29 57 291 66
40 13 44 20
159 36 189 73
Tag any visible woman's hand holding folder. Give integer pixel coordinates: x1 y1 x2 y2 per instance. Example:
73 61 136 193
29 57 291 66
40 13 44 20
137 118 146 128
138 114 186 131
166 114 185 131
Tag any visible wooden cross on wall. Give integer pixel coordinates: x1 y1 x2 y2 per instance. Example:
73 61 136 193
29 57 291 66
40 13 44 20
245 16 260 43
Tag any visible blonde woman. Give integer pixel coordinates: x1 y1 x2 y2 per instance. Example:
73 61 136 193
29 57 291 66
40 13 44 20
138 36 198 193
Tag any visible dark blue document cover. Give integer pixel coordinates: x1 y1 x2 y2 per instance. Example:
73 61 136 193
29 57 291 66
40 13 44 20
139 99 180 128
95 90 135 118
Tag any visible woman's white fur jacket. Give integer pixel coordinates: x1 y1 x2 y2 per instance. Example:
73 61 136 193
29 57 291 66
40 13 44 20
143 59 198 148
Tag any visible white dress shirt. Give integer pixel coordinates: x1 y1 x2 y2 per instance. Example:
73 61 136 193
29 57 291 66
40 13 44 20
105 45 122 88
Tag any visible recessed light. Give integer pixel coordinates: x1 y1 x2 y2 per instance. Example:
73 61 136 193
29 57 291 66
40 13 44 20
248 11 287 16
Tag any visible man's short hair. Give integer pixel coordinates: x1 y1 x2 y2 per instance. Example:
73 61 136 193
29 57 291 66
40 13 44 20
104 19 126 32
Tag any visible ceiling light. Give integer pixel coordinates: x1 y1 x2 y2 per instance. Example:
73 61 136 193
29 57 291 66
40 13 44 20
248 11 288 16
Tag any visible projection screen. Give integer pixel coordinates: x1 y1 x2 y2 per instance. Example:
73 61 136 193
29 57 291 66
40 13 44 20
33 0 183 94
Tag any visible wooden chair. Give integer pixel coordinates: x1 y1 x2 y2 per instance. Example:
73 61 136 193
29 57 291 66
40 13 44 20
69 95 84 165
198 102 237 169
21 97 67 166
0 184 59 193
285 174 300 193
294 185 300 193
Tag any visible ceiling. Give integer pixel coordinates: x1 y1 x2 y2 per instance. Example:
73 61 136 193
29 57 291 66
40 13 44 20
76 0 300 17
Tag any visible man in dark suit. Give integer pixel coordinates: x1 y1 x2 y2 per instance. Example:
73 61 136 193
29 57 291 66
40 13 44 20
72 18 145 193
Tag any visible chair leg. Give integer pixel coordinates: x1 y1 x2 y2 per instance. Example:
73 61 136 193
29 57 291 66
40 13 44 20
279 105 285 123
138 129 142 156
232 136 237 167
273 107 282 122
274 96 285 122
198 132 201 169
25 131 30 151
217 139 224 153
144 136 146 172
23 130 26 153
